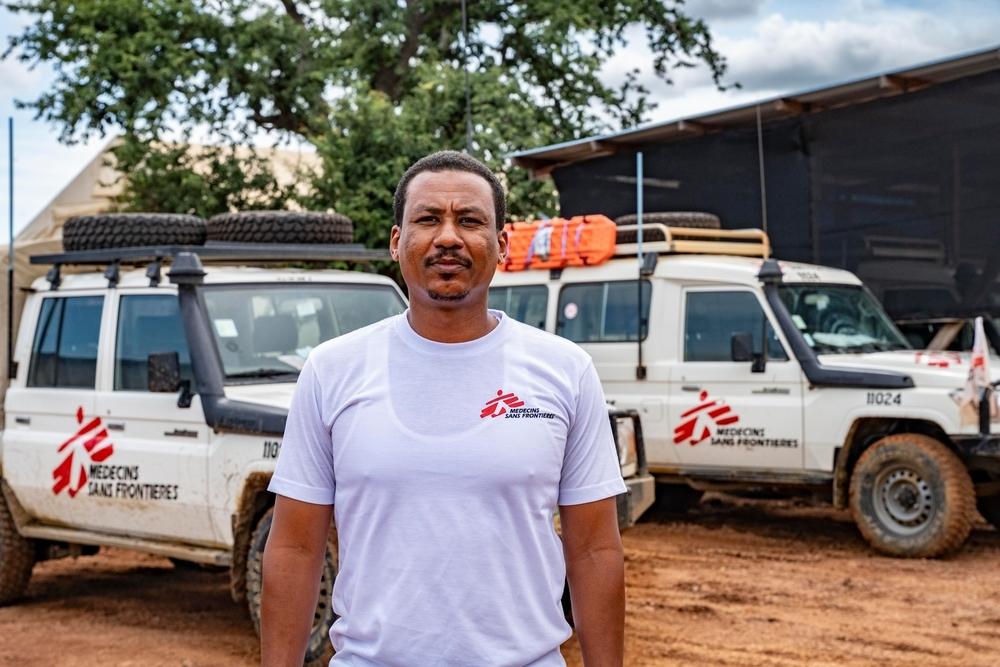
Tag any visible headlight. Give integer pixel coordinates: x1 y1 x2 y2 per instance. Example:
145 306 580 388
615 416 637 469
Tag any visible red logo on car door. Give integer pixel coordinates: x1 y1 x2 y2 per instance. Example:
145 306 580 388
673 391 739 446
52 407 114 497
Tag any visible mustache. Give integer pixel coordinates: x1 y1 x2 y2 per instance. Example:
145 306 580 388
425 252 473 268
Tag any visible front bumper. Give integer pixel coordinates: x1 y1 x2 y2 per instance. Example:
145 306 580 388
617 473 655 529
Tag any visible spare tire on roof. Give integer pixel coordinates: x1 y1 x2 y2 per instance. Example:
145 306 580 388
614 211 721 229
206 210 354 244
62 213 207 251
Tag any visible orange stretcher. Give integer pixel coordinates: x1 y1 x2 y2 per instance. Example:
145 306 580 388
500 214 617 271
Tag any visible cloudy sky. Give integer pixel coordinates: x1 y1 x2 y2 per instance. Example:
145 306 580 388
2 0 1000 235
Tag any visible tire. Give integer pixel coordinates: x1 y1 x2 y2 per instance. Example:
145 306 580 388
62 213 207 251
849 434 974 557
614 211 721 229
169 557 226 572
977 494 1000 530
561 581 574 629
0 491 35 604
245 507 337 666
207 211 354 244
639 483 704 522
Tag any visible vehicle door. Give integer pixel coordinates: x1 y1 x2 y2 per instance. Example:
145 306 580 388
91 290 214 545
669 287 804 471
553 279 679 465
3 292 107 526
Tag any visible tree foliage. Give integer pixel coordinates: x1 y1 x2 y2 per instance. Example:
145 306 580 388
6 0 729 240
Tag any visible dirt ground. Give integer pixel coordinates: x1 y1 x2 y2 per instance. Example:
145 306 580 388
3 494 1000 667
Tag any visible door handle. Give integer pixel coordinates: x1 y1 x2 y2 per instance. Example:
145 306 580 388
681 385 701 392
14 416 29 425
164 428 198 438
106 423 125 431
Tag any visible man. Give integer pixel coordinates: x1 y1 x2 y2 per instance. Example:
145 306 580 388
262 150 626 666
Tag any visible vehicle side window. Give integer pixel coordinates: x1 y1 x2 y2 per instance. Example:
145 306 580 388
115 294 194 391
28 295 104 388
488 286 548 329
557 281 651 343
684 291 788 362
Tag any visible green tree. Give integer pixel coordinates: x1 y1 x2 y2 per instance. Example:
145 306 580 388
5 0 729 241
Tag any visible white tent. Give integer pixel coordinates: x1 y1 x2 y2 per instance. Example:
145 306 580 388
0 140 320 427
1 138 120 427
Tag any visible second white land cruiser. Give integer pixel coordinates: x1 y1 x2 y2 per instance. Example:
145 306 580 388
491 218 1000 558
0 212 652 664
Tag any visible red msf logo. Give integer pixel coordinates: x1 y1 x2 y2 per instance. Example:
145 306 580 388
481 389 525 419
673 391 739 446
915 351 962 369
52 407 114 497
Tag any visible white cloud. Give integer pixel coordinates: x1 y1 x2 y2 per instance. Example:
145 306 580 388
685 0 766 21
713 9 990 91
599 0 1000 128
0 57 50 92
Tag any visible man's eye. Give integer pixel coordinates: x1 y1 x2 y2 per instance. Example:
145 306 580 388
416 216 438 224
460 217 483 226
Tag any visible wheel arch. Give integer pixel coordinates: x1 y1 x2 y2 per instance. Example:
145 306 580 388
229 472 275 604
833 417 953 508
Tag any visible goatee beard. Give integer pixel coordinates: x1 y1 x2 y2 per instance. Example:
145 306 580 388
427 289 470 302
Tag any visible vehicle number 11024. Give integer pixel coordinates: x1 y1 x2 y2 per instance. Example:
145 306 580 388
867 392 902 406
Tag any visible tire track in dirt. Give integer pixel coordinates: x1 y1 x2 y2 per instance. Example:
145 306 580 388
2 494 999 666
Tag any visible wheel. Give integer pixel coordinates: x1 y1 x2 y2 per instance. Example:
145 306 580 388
245 507 338 665
639 483 704 522
614 211 721 229
0 491 35 604
561 581 574 629
169 557 226 572
207 211 354 244
62 213 207 251
977 494 1000 530
849 434 974 557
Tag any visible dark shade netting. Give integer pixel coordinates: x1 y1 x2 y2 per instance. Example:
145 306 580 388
550 70 1000 319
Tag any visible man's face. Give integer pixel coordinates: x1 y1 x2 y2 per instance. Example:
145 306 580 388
391 170 508 308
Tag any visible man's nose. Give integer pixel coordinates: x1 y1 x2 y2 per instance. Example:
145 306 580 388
433 217 464 247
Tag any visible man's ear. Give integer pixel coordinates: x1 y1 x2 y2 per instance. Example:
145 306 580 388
389 224 401 261
497 227 509 264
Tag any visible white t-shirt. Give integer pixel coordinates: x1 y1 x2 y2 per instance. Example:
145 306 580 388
268 309 627 666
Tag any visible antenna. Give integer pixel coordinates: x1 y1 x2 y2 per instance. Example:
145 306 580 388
635 151 646 380
754 106 772 372
755 104 768 234
461 0 473 154
6 117 14 379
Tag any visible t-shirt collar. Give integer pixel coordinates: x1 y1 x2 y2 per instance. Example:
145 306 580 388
395 308 508 356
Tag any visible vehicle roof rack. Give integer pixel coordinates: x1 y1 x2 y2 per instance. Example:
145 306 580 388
29 241 391 267
614 224 771 258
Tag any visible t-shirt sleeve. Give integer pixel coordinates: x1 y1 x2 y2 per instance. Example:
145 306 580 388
267 359 336 505
558 360 628 506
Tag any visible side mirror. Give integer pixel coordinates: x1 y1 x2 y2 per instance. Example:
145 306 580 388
148 351 194 408
731 332 767 373
730 332 754 362
148 352 181 392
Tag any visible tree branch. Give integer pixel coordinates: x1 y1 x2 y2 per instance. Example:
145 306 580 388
373 0 456 102
280 0 305 25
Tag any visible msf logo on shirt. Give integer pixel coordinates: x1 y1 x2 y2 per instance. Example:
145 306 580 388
481 389 526 419
673 390 739 446
52 406 115 497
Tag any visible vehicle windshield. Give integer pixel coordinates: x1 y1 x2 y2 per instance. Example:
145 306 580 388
777 284 910 354
202 283 405 381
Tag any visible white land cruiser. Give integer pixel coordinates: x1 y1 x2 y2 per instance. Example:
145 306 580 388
0 213 652 664
491 221 1000 558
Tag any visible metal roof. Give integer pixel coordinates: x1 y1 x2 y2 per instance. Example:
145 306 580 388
511 44 1000 176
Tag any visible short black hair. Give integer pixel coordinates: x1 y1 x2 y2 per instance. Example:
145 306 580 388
393 150 507 230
